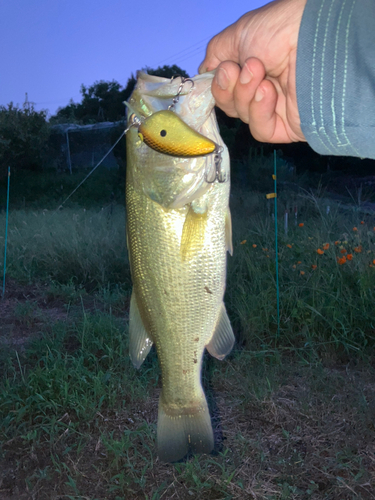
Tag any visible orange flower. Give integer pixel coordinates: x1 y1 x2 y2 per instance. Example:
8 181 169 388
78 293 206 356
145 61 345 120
298 223 304 227
292 265 296 269
297 261 302 265
335 241 340 245
353 227 358 231
300 271 305 275
323 243 330 250
337 256 347 265
317 248 324 255
347 254 353 261
262 247 268 252
252 244 257 248
340 248 347 254
361 221 365 225
312 264 317 270
287 244 292 249
354 246 362 253
373 259 375 265
240 240 247 245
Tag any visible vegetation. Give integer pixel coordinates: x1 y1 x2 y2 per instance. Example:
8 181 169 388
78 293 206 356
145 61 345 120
0 160 374 498
0 102 50 172
52 65 190 125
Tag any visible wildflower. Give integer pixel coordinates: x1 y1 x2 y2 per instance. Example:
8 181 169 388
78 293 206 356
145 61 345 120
317 248 324 255
262 247 268 252
297 261 302 265
266 255 270 258
323 243 330 250
335 240 340 245
347 254 353 261
353 227 358 231
311 264 317 270
300 271 305 275
240 240 247 245
373 259 375 265
298 223 304 227
337 256 347 265
361 221 365 224
340 248 347 254
354 245 362 253
287 244 292 249
252 244 257 248
292 265 296 269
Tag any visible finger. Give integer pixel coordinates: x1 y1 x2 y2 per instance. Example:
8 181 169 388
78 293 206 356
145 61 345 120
248 79 293 144
233 58 266 124
211 61 241 118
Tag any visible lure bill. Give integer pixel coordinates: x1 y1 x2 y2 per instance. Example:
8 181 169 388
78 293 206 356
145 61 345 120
125 71 234 462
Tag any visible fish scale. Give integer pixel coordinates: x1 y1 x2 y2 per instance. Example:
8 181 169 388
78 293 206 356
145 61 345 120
126 71 235 462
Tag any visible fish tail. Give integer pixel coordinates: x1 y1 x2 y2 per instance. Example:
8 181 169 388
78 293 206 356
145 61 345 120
157 392 214 462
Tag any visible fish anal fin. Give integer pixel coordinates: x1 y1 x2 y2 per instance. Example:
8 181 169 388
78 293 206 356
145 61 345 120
157 391 214 462
206 304 235 360
225 208 233 256
180 205 207 261
129 292 153 369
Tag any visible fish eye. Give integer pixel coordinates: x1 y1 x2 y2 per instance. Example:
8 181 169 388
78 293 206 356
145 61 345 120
160 130 167 137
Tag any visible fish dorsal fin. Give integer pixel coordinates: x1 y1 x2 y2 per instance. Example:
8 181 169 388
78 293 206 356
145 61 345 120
206 304 235 360
180 204 208 261
129 292 153 369
225 208 233 256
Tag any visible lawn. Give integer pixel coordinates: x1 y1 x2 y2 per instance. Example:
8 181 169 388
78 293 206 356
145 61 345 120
0 165 374 499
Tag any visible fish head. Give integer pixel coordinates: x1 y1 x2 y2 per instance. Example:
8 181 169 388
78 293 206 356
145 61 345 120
126 71 229 209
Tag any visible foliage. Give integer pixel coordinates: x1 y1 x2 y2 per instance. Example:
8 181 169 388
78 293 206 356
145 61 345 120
51 64 189 125
0 102 50 172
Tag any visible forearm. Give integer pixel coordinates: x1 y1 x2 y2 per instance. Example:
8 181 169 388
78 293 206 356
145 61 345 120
297 0 375 159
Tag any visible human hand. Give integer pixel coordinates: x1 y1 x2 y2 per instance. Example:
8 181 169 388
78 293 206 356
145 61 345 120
199 0 307 144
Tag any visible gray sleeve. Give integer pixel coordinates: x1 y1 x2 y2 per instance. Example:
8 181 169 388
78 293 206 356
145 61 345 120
296 0 375 159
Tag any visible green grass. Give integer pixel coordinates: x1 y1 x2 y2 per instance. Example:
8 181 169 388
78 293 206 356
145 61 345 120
1 173 375 498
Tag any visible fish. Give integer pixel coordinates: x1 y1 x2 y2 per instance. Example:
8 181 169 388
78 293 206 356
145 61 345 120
125 71 234 462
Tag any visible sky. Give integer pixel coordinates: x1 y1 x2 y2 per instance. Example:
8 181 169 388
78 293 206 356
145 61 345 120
0 0 267 118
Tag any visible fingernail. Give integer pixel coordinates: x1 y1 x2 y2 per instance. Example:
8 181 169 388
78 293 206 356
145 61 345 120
198 63 207 74
216 68 229 90
255 87 264 102
240 64 253 85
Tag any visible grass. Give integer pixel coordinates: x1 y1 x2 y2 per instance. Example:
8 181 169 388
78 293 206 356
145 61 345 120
0 168 375 498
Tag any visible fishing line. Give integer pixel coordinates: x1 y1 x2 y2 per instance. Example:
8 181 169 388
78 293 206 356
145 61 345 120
54 129 125 211
9 129 126 257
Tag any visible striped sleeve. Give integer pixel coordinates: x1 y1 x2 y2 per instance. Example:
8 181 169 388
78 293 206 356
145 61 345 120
296 0 375 159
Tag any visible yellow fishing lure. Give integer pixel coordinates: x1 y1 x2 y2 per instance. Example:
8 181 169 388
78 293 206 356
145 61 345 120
128 109 220 158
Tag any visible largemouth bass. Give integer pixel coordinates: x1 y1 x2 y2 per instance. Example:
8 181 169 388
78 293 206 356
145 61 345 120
125 71 234 462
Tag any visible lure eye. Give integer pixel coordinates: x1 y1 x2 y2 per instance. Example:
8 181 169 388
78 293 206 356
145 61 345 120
160 130 167 137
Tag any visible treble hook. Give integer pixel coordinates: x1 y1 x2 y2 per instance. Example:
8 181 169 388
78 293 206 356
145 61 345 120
205 146 226 184
168 75 195 111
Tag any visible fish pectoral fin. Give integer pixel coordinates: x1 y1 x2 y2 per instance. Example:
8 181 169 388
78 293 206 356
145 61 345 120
206 304 235 360
180 204 207 261
129 292 153 369
225 207 233 256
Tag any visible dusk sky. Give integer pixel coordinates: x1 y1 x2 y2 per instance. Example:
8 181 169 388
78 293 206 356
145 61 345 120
1 0 267 118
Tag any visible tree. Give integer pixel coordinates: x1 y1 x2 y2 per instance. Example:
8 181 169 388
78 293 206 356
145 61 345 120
0 102 49 171
52 65 190 124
